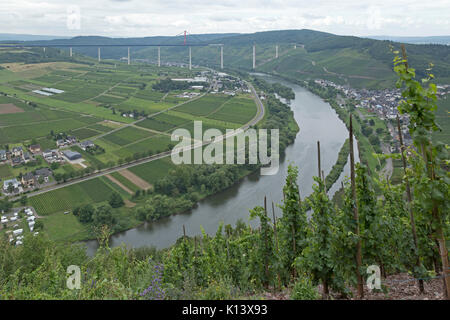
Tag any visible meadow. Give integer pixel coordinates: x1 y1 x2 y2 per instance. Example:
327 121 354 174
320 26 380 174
29 178 116 216
175 94 231 116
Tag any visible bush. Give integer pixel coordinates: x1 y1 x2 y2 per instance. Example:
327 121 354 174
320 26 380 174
290 275 320 300
109 192 124 208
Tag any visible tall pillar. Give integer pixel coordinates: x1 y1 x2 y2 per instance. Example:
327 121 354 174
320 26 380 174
252 44 256 69
275 45 278 58
158 46 161 67
220 46 223 69
69 47 72 57
98 47 101 62
127 47 130 65
189 46 192 70
294 44 297 49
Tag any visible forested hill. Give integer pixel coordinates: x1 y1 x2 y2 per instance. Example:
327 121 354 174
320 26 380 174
3 29 450 89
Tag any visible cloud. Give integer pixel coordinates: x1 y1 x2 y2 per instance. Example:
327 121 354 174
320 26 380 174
0 0 448 37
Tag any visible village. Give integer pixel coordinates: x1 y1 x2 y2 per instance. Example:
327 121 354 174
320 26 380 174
0 136 98 197
313 79 450 151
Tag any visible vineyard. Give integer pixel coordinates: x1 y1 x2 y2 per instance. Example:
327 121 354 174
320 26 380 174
29 178 115 215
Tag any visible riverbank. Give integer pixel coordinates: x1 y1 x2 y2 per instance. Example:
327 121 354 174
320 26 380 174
85 74 351 253
52 79 299 244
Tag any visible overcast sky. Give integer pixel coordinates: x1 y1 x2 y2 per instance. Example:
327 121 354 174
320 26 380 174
1 0 449 38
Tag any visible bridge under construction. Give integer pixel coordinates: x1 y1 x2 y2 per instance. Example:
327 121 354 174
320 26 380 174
0 31 301 70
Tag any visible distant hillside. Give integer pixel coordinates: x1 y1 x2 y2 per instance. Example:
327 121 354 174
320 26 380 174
3 30 450 88
0 33 68 41
369 35 450 45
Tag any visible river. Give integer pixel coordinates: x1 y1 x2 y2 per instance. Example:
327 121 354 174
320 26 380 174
85 74 357 255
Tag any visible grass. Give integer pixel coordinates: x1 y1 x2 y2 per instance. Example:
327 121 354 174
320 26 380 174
29 178 115 216
207 96 257 124
42 211 91 242
110 172 140 193
102 126 153 146
175 94 230 116
127 157 175 184
118 135 173 157
0 164 13 180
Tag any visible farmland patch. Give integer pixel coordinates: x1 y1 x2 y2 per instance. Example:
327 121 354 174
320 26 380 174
0 103 24 114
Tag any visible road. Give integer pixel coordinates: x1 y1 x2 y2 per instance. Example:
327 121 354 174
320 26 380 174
11 78 265 201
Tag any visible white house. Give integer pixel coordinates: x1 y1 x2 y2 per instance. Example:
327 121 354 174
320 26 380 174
3 178 20 192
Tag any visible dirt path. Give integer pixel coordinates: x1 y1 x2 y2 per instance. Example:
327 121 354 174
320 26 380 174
105 174 133 195
118 169 152 190
124 199 136 208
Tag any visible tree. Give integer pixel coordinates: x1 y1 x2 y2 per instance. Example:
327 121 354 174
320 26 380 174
109 192 124 208
75 204 94 223
93 205 116 228
298 176 336 297
249 205 274 288
7 183 14 194
393 46 450 298
19 195 27 206
278 165 307 281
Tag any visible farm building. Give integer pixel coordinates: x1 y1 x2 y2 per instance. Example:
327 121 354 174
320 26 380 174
63 150 82 161
12 156 23 166
80 140 95 151
35 168 52 182
12 146 23 157
57 139 66 147
66 136 77 144
32 90 53 96
29 144 41 154
0 150 6 161
23 152 31 163
42 87 64 94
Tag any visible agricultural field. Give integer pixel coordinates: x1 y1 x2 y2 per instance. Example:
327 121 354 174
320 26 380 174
101 126 154 146
127 157 176 185
29 178 116 216
175 94 231 116
0 164 13 180
0 57 260 243
207 96 258 124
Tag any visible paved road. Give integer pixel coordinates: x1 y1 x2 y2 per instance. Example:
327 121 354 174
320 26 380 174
11 78 265 201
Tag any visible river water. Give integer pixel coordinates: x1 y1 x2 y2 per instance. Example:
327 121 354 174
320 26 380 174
85 74 357 255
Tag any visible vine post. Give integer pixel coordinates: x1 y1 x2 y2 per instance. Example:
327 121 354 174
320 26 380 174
349 115 364 298
396 115 424 293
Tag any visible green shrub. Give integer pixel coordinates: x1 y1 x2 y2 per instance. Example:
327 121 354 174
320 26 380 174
290 275 320 300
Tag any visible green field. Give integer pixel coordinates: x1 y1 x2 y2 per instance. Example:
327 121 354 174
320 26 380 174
207 96 257 124
110 172 140 193
0 164 13 180
29 178 115 215
102 126 153 146
127 158 175 184
175 94 230 116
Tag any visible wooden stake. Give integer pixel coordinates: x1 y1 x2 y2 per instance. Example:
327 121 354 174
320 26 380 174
272 201 282 291
350 115 364 298
397 115 424 293
317 141 321 177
